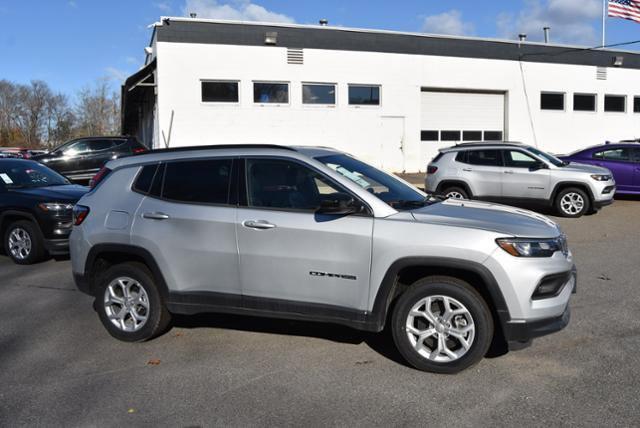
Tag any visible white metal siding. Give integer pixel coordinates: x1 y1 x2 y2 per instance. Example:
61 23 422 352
420 91 505 135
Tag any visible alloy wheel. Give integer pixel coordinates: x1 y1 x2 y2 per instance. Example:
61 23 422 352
405 295 475 362
8 227 32 260
104 277 150 332
445 191 465 200
560 192 585 215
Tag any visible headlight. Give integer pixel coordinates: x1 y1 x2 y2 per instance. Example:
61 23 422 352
591 174 612 181
496 236 567 257
38 202 74 212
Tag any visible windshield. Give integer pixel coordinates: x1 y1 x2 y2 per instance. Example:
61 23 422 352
527 147 566 167
0 161 70 189
316 154 437 210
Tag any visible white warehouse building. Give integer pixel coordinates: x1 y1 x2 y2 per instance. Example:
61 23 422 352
122 17 640 173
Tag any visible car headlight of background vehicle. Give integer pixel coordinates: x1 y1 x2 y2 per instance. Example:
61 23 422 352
591 174 612 181
496 236 567 257
38 202 74 212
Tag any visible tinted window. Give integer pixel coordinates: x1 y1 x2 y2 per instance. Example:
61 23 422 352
455 152 467 163
574 94 596 112
467 150 501 166
202 81 239 103
88 140 116 152
541 93 564 110
634 97 640 113
484 131 503 141
348 85 380 105
503 150 539 168
463 131 482 141
63 140 91 155
605 95 626 112
247 159 343 211
162 159 232 204
133 164 158 194
149 163 165 197
593 148 631 161
254 83 289 103
302 84 335 104
633 148 640 162
440 131 461 141
421 130 439 141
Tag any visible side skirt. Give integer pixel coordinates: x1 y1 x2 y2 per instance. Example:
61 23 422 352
166 291 381 332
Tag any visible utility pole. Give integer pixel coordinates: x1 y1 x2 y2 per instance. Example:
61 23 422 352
602 0 607 47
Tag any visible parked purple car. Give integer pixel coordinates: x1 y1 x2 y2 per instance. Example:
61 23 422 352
560 142 640 195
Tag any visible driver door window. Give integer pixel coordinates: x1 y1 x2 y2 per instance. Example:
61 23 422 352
246 159 344 211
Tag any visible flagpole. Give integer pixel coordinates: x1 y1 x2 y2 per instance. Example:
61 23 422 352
602 0 607 47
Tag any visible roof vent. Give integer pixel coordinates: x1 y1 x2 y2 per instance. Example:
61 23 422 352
596 67 607 80
319 19 329 26
518 33 527 41
287 48 304 65
189 13 197 18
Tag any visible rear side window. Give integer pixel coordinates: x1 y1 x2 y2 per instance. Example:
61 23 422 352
133 164 158 194
593 148 631 161
455 152 467 163
467 150 502 166
162 159 232 204
88 140 116 152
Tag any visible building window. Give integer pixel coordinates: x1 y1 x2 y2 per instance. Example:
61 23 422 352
253 82 289 104
484 131 503 141
462 131 482 141
634 97 640 113
573 94 596 112
302 83 336 105
541 92 565 110
440 131 461 141
201 81 239 103
604 95 626 112
421 130 439 141
348 85 380 105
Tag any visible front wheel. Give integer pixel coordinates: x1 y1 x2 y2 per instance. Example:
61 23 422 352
95 262 172 342
391 276 494 374
4 220 45 265
555 187 590 218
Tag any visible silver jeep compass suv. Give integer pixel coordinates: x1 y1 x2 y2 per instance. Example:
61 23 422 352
70 145 576 373
425 142 615 217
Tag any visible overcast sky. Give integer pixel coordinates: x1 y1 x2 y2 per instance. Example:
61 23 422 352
2 0 639 96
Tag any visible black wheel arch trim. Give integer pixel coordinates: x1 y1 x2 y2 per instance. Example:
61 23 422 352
369 257 511 331
0 210 44 240
551 182 595 203
436 180 473 197
81 243 170 298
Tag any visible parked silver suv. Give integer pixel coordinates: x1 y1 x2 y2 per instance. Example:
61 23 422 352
70 145 576 373
425 142 615 217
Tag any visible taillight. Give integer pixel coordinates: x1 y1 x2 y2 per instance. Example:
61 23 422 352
89 166 111 189
73 205 90 225
132 147 146 154
427 165 438 174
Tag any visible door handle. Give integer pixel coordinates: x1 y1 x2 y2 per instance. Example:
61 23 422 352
243 220 276 230
504 170 514 174
462 168 473 172
142 212 170 220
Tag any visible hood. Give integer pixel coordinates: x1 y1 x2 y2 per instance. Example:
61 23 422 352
558 162 611 175
14 184 89 201
409 199 561 238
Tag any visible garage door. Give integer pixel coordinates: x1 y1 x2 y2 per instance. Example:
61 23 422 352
420 90 505 143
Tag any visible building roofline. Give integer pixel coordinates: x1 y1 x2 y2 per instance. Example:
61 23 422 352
155 16 640 56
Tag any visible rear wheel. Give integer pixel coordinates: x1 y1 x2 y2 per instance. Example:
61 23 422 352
391 276 494 374
95 262 171 342
441 186 469 200
555 187 590 218
4 220 45 265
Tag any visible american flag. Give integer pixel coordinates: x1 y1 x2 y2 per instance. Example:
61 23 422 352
609 0 640 23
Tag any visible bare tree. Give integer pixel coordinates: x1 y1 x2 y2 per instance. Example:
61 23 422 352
75 79 120 137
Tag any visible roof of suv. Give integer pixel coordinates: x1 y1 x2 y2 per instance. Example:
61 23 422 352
439 141 528 153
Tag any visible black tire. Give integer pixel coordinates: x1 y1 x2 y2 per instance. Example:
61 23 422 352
4 220 46 265
441 186 469 200
555 187 590 218
95 262 172 342
391 276 494 374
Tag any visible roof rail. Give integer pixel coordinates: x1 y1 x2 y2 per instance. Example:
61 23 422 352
136 144 296 156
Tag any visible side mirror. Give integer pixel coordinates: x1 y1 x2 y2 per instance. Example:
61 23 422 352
529 162 548 171
317 192 360 215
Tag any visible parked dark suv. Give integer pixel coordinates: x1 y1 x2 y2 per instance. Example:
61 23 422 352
0 159 88 264
32 136 146 183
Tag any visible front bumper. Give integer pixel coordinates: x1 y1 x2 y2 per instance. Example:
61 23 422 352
504 305 570 344
43 238 69 255
593 198 614 209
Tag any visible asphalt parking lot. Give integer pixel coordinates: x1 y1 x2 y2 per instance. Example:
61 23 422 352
1 200 639 427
